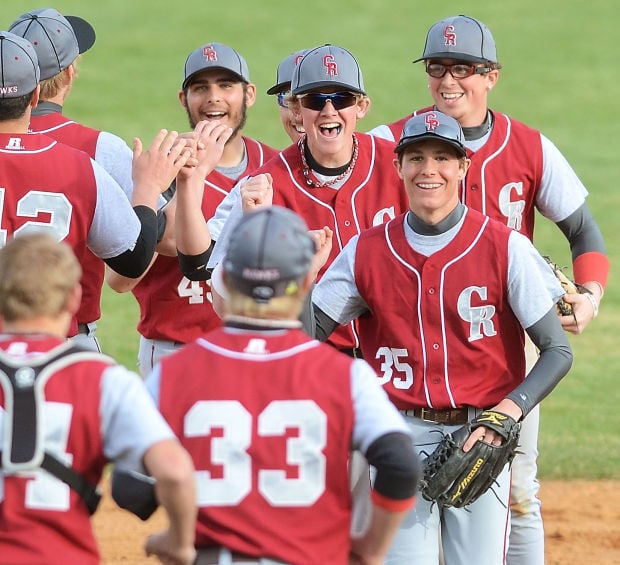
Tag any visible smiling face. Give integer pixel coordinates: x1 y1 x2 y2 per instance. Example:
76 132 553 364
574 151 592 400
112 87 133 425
394 138 470 224
179 69 256 137
426 58 499 127
275 90 305 143
290 87 370 168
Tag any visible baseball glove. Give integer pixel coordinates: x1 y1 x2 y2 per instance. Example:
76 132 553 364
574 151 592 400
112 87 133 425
543 256 591 317
420 410 521 509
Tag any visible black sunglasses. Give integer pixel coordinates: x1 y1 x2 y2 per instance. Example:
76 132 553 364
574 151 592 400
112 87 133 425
298 91 359 111
276 91 289 108
426 62 492 79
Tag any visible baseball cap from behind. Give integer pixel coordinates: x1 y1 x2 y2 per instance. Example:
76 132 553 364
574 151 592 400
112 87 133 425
267 48 311 95
414 15 497 64
291 44 365 95
395 111 467 158
183 42 250 89
224 206 316 304
0 32 40 99
9 8 96 80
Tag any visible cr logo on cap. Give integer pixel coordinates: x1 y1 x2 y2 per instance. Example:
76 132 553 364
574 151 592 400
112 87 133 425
323 55 338 76
443 25 456 46
425 112 439 131
203 45 218 61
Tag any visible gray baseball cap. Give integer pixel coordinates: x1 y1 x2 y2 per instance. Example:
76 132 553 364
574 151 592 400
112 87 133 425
395 111 467 157
267 48 311 95
0 31 40 99
414 15 497 64
9 8 96 81
224 206 316 304
291 44 365 95
182 42 250 89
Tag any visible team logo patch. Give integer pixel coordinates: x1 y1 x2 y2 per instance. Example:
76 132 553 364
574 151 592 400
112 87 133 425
323 55 338 76
203 45 218 62
425 112 439 131
444 25 457 46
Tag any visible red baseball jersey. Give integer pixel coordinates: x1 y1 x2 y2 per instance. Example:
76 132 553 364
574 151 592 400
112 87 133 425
0 336 110 565
384 108 543 240
157 328 356 564
29 113 106 327
133 138 278 343
0 132 103 336
258 133 409 350
354 211 525 410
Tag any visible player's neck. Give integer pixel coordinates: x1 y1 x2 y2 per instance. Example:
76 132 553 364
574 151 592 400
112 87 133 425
3 317 69 339
0 114 30 134
218 132 246 168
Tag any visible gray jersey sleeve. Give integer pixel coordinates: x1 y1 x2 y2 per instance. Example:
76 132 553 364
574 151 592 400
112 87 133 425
311 235 369 324
507 231 565 329
88 159 141 259
207 181 244 269
366 124 395 141
101 365 174 472
350 358 410 453
535 134 588 222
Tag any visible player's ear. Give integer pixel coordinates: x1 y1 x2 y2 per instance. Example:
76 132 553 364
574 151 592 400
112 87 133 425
178 90 188 109
244 83 257 108
458 157 471 179
393 156 404 178
355 96 370 119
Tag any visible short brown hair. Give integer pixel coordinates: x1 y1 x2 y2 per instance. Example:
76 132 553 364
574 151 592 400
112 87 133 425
0 234 81 322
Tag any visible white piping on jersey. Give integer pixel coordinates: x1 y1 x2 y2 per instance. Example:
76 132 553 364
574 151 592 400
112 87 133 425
29 121 78 134
279 136 378 253
196 335 321 361
204 138 268 197
383 214 490 409
463 113 512 217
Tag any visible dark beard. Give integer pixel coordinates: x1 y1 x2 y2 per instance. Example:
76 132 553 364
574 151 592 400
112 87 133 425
186 97 248 145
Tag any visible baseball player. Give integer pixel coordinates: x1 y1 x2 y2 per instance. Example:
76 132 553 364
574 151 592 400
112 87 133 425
0 233 196 565
267 48 311 143
0 31 189 339
177 44 410 357
144 206 420 564
9 7 170 353
105 42 278 377
367 15 609 564
311 111 573 565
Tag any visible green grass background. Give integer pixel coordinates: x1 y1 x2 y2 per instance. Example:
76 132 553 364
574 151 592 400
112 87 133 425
2 0 618 479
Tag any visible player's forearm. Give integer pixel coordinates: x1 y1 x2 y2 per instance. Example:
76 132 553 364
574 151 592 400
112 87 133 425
175 173 212 256
145 440 197 549
350 504 411 564
507 308 573 416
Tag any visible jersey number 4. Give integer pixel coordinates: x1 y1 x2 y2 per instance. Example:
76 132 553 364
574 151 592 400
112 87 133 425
186 399 326 507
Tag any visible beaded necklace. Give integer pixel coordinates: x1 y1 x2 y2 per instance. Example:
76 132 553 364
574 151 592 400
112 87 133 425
298 134 359 187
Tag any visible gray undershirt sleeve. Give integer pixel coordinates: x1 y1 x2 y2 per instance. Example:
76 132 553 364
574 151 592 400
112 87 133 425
555 203 607 258
507 308 573 417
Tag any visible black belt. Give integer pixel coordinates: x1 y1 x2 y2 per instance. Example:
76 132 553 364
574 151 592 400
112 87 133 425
338 347 363 359
401 406 472 425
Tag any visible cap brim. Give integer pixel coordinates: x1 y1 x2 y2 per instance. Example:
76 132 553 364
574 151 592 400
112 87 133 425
412 52 491 64
65 15 96 54
292 80 366 95
266 81 290 95
395 133 466 157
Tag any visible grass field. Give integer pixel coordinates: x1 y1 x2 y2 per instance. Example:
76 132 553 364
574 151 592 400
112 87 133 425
2 0 618 479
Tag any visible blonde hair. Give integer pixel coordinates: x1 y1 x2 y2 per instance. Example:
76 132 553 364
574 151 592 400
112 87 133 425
39 57 80 100
0 234 81 322
225 286 305 320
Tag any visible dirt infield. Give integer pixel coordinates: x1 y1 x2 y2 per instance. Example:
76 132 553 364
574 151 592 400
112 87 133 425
93 479 620 564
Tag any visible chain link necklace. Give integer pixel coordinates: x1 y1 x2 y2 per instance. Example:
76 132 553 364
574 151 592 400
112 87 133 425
298 134 359 188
